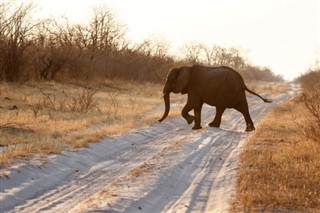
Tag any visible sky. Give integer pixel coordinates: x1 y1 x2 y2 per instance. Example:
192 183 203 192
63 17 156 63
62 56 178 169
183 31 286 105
33 0 320 80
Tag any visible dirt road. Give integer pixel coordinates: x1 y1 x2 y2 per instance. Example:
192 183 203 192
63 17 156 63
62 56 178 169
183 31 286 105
0 85 299 213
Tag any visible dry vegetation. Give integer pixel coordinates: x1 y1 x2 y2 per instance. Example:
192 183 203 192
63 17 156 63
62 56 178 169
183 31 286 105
246 81 289 95
0 80 185 166
0 2 282 84
233 70 320 212
0 2 284 168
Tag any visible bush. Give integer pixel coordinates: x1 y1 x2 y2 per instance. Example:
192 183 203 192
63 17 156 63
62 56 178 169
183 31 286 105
298 69 320 140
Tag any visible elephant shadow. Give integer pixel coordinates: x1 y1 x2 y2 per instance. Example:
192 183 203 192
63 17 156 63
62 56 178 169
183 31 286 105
196 125 246 136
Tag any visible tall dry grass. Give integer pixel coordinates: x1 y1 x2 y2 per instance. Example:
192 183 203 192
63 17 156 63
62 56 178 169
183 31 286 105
232 97 320 212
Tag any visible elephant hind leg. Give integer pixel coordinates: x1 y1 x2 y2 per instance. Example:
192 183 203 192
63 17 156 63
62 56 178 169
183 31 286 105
234 102 255 131
245 123 255 131
209 107 226 128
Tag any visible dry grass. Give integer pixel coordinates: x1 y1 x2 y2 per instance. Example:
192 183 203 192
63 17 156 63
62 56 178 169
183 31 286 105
0 80 184 166
246 81 289 95
232 97 320 212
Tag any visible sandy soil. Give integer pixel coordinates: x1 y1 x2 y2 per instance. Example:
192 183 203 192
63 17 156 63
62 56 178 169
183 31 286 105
0 84 299 213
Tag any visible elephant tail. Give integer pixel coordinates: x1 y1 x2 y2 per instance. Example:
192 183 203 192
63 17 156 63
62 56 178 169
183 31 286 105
244 86 272 103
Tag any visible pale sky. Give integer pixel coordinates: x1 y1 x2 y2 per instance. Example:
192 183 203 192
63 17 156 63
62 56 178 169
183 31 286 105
33 0 320 80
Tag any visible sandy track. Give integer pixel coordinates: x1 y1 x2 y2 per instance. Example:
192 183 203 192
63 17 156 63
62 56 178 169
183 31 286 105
0 85 299 213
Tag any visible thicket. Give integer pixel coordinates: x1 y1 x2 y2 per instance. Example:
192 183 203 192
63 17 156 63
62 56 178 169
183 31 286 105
0 2 283 83
298 68 320 141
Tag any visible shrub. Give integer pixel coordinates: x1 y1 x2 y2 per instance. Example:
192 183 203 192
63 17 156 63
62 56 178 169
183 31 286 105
298 69 320 141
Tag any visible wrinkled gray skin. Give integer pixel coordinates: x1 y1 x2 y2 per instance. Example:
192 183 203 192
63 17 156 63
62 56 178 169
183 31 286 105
158 65 271 131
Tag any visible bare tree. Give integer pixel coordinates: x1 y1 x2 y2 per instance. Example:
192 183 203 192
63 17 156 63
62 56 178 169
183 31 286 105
180 42 203 64
180 43 247 69
199 44 221 66
88 6 126 54
0 2 37 81
228 47 246 69
33 18 84 80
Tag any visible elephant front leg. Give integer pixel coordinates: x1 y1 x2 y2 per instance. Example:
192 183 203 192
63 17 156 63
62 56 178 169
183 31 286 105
182 104 194 125
192 106 202 130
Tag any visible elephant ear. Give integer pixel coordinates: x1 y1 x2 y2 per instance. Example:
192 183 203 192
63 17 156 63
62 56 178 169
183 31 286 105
174 67 191 94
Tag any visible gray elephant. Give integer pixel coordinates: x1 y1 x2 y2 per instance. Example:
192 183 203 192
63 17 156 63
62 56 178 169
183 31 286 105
158 65 271 131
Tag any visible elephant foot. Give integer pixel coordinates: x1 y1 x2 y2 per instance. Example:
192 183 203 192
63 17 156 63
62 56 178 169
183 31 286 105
208 121 220 128
245 123 255 132
185 116 194 125
192 125 202 130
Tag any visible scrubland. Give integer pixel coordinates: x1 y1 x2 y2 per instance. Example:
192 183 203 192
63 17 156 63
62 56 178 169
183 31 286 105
2 2 320 212
0 2 282 167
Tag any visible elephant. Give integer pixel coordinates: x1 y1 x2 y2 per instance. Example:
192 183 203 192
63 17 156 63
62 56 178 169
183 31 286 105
158 65 271 131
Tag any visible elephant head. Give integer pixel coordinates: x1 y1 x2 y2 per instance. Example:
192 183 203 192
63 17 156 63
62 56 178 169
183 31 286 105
158 67 191 122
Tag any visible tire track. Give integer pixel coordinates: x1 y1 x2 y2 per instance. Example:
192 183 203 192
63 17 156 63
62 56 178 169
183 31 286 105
9 126 190 213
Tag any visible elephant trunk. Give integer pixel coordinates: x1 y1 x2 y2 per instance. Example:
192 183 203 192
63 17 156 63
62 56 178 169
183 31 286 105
158 93 170 122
